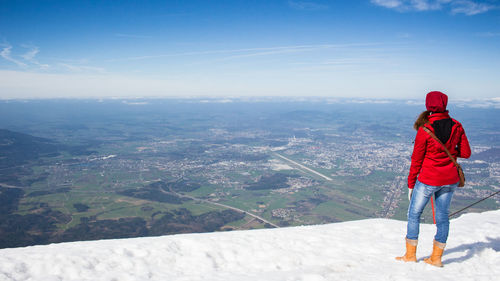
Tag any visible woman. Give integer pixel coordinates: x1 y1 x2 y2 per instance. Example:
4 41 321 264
396 91 471 267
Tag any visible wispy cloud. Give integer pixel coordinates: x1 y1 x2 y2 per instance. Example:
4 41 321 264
451 0 496 15
20 45 39 61
0 44 104 74
59 63 107 74
219 43 388 64
371 0 496 15
370 0 451 12
287 55 392 73
0 45 27 67
107 43 382 63
20 44 50 69
288 1 329 11
372 0 403 9
454 97 500 108
217 45 334 61
0 44 51 69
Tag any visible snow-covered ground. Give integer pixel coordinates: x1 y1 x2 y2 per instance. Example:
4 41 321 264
1 210 499 281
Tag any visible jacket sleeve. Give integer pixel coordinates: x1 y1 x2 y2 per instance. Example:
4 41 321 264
408 128 427 189
457 126 471 159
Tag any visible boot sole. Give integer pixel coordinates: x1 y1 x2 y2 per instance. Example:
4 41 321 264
424 258 443 267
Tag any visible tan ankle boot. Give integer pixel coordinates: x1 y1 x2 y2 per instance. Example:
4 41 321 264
424 240 446 267
395 238 418 262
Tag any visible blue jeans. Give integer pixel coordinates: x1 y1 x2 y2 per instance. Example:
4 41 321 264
406 180 457 243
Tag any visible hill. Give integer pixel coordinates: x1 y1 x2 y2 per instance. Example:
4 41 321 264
0 129 93 186
0 129 61 169
0 210 498 281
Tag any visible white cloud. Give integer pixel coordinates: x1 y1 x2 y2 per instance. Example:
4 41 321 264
370 0 451 12
0 45 27 67
21 46 39 61
371 0 495 15
288 1 329 11
0 44 50 69
20 45 50 69
58 63 106 74
122 101 150 105
451 0 495 15
413 0 451 11
371 0 403 9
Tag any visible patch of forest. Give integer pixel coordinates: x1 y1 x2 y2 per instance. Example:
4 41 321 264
246 173 296 190
73 203 90 212
1 187 72 249
118 180 203 203
58 217 148 243
0 204 71 248
0 186 24 214
118 181 188 204
149 208 245 235
27 187 71 197
164 180 201 192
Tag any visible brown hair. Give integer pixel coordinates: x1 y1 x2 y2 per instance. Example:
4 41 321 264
413 110 431 130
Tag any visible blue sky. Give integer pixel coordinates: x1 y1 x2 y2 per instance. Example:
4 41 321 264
0 0 499 99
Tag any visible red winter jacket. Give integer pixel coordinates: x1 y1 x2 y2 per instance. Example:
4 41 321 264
408 112 471 189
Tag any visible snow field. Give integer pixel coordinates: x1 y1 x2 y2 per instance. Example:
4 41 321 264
0 210 499 281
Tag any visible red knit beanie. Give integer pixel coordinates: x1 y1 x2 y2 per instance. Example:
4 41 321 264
426 91 448 112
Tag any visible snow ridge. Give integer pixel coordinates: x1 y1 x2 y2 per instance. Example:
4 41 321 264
1 211 499 281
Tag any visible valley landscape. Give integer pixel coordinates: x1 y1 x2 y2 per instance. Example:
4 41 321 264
1 98 499 248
